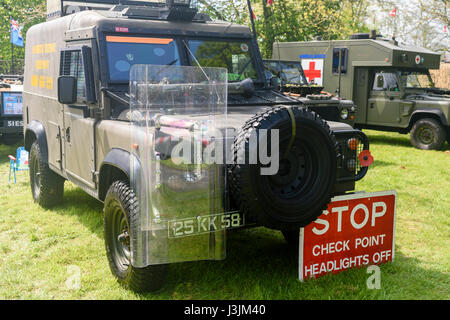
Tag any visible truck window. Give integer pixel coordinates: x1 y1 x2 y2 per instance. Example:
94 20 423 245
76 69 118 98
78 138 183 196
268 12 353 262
398 71 434 89
332 48 348 74
372 72 399 91
279 61 308 85
106 36 180 82
187 40 257 82
264 61 281 80
60 50 86 103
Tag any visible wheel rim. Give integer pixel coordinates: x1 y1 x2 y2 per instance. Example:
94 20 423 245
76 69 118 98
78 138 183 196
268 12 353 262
266 140 315 200
417 126 435 145
111 205 131 273
31 155 41 200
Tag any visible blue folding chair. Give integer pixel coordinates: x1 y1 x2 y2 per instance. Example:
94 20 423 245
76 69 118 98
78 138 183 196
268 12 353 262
8 147 29 183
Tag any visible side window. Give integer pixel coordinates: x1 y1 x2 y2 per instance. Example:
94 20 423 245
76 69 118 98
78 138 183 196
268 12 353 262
372 72 399 91
332 48 348 74
60 50 86 103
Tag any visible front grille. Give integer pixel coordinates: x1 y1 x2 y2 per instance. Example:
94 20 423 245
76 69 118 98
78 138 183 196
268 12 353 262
309 106 340 122
334 130 369 182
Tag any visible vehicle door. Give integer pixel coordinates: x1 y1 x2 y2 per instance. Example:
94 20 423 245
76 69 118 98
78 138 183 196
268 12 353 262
367 71 403 126
59 48 96 188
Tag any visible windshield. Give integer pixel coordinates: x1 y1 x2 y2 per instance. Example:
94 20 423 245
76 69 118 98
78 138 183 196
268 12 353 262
187 40 257 82
279 61 308 85
106 36 180 82
264 61 308 85
398 70 434 89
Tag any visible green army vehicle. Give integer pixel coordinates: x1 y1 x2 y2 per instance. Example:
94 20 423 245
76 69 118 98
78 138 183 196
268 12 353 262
23 0 372 292
273 32 450 150
263 59 357 127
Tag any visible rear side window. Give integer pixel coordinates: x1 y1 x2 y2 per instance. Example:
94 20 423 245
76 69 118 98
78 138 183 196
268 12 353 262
332 48 348 74
60 50 86 103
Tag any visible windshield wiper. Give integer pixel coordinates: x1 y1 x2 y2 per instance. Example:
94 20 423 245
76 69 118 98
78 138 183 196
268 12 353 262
167 59 178 66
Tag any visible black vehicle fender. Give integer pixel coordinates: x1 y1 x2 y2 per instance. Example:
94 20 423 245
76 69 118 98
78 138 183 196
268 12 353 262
24 120 48 163
408 109 448 130
98 148 142 201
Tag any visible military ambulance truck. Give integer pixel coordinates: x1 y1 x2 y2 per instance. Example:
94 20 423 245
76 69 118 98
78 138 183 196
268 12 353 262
274 33 450 150
24 0 372 292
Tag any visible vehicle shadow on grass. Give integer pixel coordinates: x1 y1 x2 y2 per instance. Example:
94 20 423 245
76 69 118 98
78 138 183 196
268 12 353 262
366 133 412 148
57 187 104 237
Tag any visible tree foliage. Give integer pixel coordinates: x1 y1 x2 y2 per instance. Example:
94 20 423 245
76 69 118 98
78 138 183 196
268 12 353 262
0 0 46 68
369 0 449 52
199 0 370 58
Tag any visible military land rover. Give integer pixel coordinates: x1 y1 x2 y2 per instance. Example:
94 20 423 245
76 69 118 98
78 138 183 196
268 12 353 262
263 59 357 127
24 0 372 292
273 32 450 150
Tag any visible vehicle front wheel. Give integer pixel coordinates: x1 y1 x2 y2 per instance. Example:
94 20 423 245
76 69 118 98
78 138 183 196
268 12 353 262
29 141 64 207
410 118 446 150
104 180 168 293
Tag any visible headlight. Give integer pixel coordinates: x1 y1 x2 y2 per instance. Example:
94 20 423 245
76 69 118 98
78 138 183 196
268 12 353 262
340 108 349 120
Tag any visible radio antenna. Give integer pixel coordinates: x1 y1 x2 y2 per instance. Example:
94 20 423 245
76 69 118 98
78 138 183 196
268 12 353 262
245 0 267 85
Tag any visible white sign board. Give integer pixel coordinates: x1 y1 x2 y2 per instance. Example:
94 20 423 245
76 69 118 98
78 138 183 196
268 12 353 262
301 59 324 85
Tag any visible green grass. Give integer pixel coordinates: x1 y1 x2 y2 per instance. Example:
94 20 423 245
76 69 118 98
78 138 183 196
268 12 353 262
0 130 449 300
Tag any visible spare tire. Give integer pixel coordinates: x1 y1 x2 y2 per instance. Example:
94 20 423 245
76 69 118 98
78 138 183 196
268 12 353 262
229 106 337 230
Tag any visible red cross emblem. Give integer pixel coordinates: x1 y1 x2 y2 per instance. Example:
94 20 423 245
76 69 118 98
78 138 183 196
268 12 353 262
415 55 421 64
304 61 322 83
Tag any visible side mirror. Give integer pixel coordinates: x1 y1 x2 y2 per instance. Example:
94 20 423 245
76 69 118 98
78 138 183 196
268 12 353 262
376 74 384 89
58 76 77 105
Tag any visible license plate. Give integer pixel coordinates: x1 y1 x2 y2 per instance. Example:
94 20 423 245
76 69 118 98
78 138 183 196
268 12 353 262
168 211 244 238
6 120 23 127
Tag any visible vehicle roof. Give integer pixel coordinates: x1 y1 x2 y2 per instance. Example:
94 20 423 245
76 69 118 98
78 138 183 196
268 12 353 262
275 38 441 69
276 38 439 56
36 10 252 39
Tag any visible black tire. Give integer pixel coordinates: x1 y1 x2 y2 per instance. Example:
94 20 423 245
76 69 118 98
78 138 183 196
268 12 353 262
229 106 337 231
410 118 446 150
29 141 64 207
104 180 168 293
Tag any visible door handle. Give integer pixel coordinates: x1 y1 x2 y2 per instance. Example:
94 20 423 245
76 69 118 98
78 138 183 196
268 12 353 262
65 127 71 143
369 103 375 108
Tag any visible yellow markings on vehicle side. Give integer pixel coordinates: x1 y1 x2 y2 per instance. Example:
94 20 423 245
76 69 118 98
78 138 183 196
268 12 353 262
31 43 56 90
31 75 39 87
44 43 56 53
32 43 56 54
46 77 53 90
32 75 53 90
36 60 49 70
39 76 46 88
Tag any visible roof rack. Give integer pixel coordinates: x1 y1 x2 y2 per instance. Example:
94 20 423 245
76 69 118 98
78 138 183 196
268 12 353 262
47 0 199 21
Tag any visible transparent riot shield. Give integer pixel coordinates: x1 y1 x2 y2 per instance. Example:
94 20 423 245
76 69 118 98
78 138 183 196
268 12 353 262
129 65 229 267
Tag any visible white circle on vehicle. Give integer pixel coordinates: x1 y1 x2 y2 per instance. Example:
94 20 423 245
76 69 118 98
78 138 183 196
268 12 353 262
153 47 166 57
115 60 131 72
240 43 249 52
